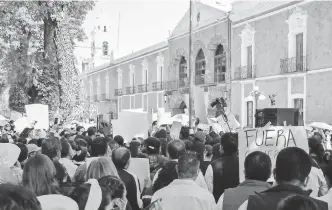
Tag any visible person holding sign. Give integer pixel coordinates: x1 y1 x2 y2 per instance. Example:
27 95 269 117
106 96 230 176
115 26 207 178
238 147 328 210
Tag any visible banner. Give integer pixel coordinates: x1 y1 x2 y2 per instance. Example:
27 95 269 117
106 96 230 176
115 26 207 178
238 126 309 182
127 158 151 192
170 121 182 140
25 104 49 130
193 86 208 124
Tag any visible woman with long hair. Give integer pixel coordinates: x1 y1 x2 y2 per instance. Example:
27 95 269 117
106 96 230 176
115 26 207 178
86 157 119 180
23 154 59 196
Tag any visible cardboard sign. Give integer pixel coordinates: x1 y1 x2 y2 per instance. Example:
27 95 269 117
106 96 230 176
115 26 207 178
170 121 182 140
25 104 49 130
217 109 240 132
238 126 309 182
193 86 209 124
127 158 151 192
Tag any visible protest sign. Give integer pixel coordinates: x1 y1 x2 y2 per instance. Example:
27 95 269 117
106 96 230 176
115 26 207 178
238 126 309 182
193 86 208 124
217 108 240 132
25 104 49 130
127 158 151 192
113 111 149 142
170 121 182 140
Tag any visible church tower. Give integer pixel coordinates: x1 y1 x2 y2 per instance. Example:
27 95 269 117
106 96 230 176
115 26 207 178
90 8 114 67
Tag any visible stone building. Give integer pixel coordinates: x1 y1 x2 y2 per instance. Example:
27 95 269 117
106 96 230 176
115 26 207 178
84 1 332 126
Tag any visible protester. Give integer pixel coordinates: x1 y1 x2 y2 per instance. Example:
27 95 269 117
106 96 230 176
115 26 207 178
112 147 143 210
145 137 167 180
23 154 58 196
15 143 28 169
218 151 272 210
0 184 42 210
59 139 77 181
41 137 62 161
86 157 119 180
129 140 148 158
238 147 328 210
151 151 217 210
205 133 239 201
114 135 125 147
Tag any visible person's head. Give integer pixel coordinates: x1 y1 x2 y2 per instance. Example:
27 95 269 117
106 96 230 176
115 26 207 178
167 140 186 160
109 140 119 151
152 121 157 128
41 137 62 161
183 140 193 150
61 139 73 159
17 137 27 144
129 140 141 158
27 138 38 146
20 127 33 138
274 147 311 187
87 127 96 138
244 151 272 182
308 136 325 158
91 137 109 157
53 160 70 184
145 137 161 155
0 134 9 143
176 151 200 180
87 157 119 180
204 145 213 159
155 129 167 139
194 131 206 144
0 184 42 210
23 154 58 196
277 194 320 210
221 132 238 156
76 126 85 136
15 143 28 165
112 147 131 170
113 135 124 147
98 176 127 210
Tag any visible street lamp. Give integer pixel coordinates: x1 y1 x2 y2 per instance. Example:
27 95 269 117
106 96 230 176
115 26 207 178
247 86 266 105
164 93 168 103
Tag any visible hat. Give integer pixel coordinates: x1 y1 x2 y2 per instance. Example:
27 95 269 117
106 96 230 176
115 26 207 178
26 144 41 154
145 137 161 150
194 131 206 143
38 194 79 210
0 143 20 167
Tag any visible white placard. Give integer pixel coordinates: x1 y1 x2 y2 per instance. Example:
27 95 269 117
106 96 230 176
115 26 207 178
25 104 49 130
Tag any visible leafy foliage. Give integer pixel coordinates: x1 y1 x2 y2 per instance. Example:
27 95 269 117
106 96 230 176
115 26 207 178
0 1 95 120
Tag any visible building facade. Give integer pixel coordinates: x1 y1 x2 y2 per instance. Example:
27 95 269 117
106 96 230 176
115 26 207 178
84 1 332 126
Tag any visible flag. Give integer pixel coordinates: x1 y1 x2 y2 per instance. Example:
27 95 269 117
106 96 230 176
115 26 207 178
191 0 202 27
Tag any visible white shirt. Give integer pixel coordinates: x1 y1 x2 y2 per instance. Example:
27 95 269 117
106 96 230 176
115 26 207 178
304 167 328 197
217 194 225 210
317 188 332 210
59 158 77 181
205 165 214 193
152 179 218 210
152 159 208 190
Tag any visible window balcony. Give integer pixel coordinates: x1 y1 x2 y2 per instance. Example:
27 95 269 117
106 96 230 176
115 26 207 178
137 84 148 93
234 65 255 80
152 81 165 91
195 72 226 86
126 86 136 95
280 56 307 74
114 89 123 96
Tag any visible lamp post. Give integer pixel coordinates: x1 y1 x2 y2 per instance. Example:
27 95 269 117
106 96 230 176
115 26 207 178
246 86 265 127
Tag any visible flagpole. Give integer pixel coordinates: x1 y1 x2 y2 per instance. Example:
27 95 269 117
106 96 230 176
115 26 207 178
188 0 193 128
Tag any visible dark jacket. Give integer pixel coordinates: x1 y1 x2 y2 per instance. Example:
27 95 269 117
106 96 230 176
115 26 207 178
223 179 271 210
247 184 328 210
118 169 141 210
211 154 239 202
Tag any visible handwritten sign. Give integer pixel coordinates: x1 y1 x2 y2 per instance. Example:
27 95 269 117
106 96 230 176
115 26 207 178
193 86 208 124
170 121 182 140
238 126 309 182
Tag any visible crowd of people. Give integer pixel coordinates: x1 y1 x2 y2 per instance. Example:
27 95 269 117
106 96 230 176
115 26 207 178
0 120 332 210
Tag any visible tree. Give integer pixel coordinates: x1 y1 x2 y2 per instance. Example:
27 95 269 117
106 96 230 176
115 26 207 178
0 1 95 120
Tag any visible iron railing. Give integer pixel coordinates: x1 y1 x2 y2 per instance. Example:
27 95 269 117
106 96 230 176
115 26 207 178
234 65 255 80
126 86 136 95
195 72 226 85
137 84 148 93
114 89 123 96
152 81 165 91
280 56 307 74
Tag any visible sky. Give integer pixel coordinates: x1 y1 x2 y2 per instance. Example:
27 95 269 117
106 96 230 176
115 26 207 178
78 0 233 59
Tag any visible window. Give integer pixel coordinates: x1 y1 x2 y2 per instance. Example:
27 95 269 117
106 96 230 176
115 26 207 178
246 101 253 127
104 26 107 32
179 57 187 87
118 74 122 89
294 98 304 125
102 41 109 56
82 62 87 73
247 46 253 77
118 97 122 112
214 44 226 82
296 33 304 71
91 41 95 57
130 72 135 87
98 26 100 30
105 74 109 99
195 49 205 84
160 66 163 82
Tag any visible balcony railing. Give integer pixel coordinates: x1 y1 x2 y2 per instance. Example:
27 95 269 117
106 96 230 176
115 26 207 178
195 73 226 85
234 65 255 80
280 56 307 74
126 86 136 95
137 84 148 93
152 81 165 91
115 89 123 96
